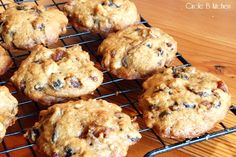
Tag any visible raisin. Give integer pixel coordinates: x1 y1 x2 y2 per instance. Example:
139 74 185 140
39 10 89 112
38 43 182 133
121 57 128 68
20 80 26 91
93 127 110 138
217 81 228 93
65 147 74 157
34 84 44 91
90 76 98 82
159 111 170 118
51 80 63 90
70 77 81 88
200 101 212 110
52 152 59 157
110 51 116 58
52 125 58 143
183 102 196 109
149 105 159 110
32 128 40 139
52 50 66 62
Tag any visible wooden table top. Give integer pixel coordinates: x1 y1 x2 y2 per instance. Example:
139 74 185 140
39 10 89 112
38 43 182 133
0 0 235 157
131 0 236 157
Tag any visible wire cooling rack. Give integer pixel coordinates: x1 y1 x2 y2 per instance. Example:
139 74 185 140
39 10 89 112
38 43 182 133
0 0 235 157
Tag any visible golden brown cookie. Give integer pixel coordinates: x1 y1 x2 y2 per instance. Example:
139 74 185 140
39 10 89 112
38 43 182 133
27 99 141 157
0 86 18 141
64 0 140 34
0 4 68 50
139 67 231 139
98 25 177 79
11 45 103 105
0 45 13 75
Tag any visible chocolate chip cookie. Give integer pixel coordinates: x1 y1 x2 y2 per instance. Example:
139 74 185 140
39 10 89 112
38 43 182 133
139 67 231 139
27 99 141 157
0 86 18 142
64 0 140 34
0 4 68 50
11 45 103 105
0 45 13 75
98 25 177 79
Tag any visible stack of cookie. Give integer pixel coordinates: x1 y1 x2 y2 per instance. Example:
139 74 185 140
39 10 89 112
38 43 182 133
0 0 232 157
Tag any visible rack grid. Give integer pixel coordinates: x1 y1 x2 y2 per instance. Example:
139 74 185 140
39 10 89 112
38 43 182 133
0 0 235 157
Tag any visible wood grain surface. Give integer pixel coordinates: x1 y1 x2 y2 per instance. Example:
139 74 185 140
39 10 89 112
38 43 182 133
132 0 236 157
0 0 235 157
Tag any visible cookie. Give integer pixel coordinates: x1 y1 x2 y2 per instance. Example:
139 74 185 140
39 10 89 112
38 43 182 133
64 0 140 34
11 45 103 105
139 67 231 139
0 86 18 141
0 45 13 75
98 25 177 79
27 99 141 157
0 4 68 50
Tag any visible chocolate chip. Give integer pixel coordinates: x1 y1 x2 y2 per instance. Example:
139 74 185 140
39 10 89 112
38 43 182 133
33 60 43 64
51 80 63 90
34 83 44 91
37 23 45 31
135 28 141 31
16 5 26 10
108 0 120 8
70 77 81 88
166 42 172 47
94 18 100 25
214 101 221 109
198 91 210 97
146 43 152 48
128 136 140 142
157 48 164 56
169 102 179 111
159 111 170 118
20 80 26 91
217 81 228 93
65 147 74 157
121 57 128 68
9 31 16 38
183 102 196 109
90 76 98 82
52 50 66 62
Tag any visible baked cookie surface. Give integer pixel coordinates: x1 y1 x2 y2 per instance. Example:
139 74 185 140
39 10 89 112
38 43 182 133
28 99 141 157
64 0 140 34
0 4 68 50
139 67 231 139
11 45 103 105
98 25 177 79
0 45 13 75
0 86 18 141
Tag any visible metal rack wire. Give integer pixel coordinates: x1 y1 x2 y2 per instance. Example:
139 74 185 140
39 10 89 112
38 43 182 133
0 0 235 157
